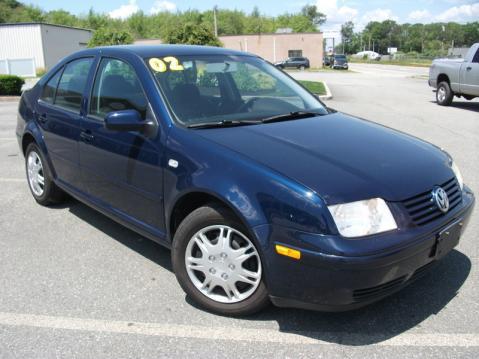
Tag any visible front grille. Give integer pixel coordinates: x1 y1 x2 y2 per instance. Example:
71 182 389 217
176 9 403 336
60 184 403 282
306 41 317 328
353 276 407 302
352 262 437 303
409 261 437 282
402 177 462 226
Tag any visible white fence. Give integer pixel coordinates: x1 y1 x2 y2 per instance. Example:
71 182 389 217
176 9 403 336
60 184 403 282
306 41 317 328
0 58 36 77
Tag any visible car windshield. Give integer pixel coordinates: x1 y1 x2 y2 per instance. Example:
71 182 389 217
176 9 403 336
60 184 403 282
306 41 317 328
335 55 347 60
146 54 328 127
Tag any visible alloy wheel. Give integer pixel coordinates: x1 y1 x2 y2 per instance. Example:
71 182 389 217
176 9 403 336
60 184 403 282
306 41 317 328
185 225 262 304
27 151 45 196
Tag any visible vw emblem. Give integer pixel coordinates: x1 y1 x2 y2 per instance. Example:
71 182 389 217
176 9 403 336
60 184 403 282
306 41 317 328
432 187 449 213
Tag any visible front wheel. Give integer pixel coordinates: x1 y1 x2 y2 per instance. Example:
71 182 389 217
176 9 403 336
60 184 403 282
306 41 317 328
172 204 269 316
436 81 454 106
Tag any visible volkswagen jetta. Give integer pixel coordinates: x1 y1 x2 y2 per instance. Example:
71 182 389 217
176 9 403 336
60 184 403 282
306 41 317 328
16 45 474 316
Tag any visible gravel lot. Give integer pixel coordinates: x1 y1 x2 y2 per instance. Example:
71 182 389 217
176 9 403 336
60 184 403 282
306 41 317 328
0 64 478 358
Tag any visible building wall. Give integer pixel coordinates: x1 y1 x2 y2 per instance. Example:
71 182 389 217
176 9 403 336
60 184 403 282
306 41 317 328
40 24 92 69
220 33 324 68
0 24 44 70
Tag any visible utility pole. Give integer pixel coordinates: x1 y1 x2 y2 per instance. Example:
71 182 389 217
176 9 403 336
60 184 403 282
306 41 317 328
213 5 218 37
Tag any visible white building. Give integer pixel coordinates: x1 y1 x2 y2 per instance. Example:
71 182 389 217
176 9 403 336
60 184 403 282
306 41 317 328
0 23 92 77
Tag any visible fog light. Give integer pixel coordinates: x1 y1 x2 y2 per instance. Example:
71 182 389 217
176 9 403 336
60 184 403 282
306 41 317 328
275 244 301 260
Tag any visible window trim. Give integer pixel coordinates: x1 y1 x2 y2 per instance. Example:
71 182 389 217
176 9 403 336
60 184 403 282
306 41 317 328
87 56 152 123
39 66 64 105
38 56 95 116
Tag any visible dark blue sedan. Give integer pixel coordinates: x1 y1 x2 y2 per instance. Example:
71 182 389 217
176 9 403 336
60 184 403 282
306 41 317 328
16 45 474 316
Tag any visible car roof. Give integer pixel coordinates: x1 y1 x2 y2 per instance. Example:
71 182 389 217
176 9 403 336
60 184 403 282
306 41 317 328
71 45 255 58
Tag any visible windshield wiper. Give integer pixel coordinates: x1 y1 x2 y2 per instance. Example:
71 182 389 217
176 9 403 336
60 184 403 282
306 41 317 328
187 119 261 129
260 111 322 124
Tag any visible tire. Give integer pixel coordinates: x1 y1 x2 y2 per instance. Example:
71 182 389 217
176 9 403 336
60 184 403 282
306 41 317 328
172 204 269 316
25 142 66 205
299 65 305 71
436 81 454 106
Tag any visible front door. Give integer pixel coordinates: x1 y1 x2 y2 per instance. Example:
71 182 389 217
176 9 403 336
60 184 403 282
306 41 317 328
79 57 165 233
36 57 94 191
460 48 479 96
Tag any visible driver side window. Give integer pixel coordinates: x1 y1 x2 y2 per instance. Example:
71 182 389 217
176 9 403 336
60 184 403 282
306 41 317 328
90 58 148 120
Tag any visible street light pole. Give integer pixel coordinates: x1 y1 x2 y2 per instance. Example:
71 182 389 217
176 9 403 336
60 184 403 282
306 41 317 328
213 6 218 37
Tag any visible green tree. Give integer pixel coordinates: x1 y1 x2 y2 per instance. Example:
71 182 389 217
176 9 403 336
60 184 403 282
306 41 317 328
87 28 133 47
301 4 326 26
340 21 355 53
164 22 221 46
46 10 78 27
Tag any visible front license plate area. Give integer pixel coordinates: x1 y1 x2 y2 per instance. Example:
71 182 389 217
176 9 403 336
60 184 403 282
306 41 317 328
433 220 463 259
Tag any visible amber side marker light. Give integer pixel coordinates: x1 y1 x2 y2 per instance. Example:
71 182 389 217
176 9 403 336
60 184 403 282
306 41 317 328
275 244 301 260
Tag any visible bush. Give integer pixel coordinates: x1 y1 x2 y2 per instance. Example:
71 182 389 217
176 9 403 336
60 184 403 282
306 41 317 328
0 75 25 96
36 67 47 77
164 22 222 47
88 28 133 47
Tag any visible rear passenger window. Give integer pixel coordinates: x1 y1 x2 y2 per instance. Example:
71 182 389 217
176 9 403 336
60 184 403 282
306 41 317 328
40 69 62 103
55 58 93 112
90 58 148 119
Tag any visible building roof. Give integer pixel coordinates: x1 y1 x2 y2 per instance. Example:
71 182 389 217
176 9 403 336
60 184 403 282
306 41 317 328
0 22 92 32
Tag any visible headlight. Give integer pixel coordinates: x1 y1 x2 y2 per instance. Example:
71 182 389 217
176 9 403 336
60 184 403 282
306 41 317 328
328 198 397 238
451 161 464 190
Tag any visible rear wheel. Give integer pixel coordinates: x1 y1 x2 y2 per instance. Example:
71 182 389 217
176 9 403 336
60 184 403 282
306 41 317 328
172 204 269 316
436 81 454 106
299 65 305 70
25 142 65 205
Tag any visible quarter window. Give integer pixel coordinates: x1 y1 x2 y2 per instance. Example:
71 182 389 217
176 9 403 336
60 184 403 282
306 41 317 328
90 58 148 120
54 58 94 112
40 69 62 103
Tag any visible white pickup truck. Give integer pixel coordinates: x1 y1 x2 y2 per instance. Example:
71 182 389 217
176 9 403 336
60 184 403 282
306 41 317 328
429 43 479 106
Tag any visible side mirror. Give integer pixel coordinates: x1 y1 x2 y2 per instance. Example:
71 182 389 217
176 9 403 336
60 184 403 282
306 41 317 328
104 110 145 132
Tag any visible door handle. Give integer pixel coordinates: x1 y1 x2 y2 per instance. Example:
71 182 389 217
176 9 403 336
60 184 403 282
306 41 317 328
38 113 47 124
466 67 472 71
80 131 95 143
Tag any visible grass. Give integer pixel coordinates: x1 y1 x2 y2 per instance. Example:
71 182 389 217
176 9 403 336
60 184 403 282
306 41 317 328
297 80 326 96
349 57 432 68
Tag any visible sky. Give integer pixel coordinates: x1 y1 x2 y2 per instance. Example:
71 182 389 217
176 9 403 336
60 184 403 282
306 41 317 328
24 0 479 32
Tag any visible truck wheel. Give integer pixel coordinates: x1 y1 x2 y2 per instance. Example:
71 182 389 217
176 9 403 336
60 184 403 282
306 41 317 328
172 204 269 316
436 82 454 106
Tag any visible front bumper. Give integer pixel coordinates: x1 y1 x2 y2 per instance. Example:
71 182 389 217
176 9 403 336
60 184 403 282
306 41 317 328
255 188 474 311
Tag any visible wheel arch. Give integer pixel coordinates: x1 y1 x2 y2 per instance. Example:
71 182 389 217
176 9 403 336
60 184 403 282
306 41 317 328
168 189 254 243
437 73 450 85
21 126 57 179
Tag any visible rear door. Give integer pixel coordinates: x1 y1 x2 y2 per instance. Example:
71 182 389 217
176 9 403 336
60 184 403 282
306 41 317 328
460 47 479 96
79 57 164 232
36 57 94 191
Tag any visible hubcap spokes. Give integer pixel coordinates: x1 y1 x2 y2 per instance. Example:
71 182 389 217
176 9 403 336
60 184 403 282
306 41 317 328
27 151 45 196
185 225 262 304
438 87 446 102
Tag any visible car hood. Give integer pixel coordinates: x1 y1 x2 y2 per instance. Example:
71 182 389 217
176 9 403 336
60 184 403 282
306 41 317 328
196 113 452 204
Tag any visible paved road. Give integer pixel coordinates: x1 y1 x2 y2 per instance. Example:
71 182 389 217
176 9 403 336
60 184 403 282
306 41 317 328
0 64 478 358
